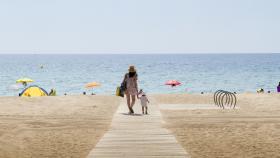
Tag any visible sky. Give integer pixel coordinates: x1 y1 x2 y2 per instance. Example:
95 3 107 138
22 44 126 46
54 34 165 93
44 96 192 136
0 0 279 54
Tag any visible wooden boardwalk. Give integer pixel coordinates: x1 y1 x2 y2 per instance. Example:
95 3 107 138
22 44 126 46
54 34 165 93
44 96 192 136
87 100 189 158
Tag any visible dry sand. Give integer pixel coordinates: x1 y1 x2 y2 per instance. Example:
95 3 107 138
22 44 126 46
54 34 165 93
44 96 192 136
0 95 120 158
1 93 279 158
154 93 280 158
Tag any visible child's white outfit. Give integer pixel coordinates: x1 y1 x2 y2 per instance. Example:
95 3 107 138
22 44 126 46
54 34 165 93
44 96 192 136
140 94 149 107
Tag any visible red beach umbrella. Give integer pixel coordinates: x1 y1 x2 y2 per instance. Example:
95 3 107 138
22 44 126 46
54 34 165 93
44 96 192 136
165 80 181 87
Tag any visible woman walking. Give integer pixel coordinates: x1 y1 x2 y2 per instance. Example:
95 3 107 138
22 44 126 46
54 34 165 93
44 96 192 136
122 65 138 114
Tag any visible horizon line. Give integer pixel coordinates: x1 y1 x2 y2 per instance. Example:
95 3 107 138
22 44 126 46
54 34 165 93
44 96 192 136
0 52 279 55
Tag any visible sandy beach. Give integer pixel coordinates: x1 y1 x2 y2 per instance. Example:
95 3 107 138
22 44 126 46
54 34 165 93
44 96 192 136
156 93 280 158
0 94 280 158
0 96 120 158
1 0 279 157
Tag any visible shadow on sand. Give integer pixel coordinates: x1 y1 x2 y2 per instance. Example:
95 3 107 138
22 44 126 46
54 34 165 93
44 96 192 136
120 113 143 116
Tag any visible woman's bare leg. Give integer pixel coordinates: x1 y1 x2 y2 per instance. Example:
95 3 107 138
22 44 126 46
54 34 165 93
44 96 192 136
126 93 131 113
131 95 136 108
128 95 135 114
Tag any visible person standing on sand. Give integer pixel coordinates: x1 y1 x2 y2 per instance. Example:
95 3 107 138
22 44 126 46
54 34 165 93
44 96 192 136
122 65 139 114
277 82 280 93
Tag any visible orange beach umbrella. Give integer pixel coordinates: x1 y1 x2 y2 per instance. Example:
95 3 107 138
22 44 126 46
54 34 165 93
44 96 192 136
85 82 101 88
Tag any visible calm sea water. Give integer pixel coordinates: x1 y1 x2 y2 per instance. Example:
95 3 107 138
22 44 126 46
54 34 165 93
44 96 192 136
0 54 279 96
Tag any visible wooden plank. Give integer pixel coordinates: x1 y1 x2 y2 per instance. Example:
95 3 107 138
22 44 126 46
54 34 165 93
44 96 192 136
87 100 189 158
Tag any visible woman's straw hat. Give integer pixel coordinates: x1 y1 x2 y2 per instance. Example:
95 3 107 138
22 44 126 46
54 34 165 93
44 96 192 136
128 65 136 72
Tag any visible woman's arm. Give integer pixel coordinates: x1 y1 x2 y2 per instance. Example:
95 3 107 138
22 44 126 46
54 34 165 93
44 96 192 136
135 76 139 98
122 74 127 83
135 76 138 92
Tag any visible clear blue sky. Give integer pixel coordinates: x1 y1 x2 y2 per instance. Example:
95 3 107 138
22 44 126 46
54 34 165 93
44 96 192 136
0 0 279 54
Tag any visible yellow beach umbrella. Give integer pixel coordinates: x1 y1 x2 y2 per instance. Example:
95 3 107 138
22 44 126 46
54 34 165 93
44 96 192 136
85 82 101 88
16 78 34 83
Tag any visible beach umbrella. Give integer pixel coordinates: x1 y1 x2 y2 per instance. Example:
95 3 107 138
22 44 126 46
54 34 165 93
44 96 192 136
85 82 101 95
16 78 34 87
16 78 34 83
165 80 181 87
85 82 101 88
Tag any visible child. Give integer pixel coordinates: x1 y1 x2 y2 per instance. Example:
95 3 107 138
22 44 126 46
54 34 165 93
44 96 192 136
138 89 150 114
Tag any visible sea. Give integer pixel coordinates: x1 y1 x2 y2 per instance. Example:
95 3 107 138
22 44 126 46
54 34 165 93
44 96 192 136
0 54 279 96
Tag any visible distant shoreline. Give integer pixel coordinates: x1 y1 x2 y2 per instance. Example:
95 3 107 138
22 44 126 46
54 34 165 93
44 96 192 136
0 52 279 55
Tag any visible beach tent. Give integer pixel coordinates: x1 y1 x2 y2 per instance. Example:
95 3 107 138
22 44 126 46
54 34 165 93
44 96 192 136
19 85 48 97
